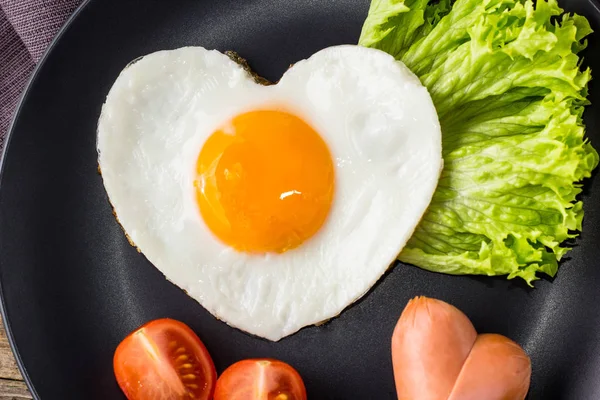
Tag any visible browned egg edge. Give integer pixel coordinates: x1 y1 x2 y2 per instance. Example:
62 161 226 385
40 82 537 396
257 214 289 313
224 50 274 86
97 165 141 253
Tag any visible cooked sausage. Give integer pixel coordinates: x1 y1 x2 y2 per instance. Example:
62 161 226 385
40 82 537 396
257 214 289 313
448 334 531 400
391 296 531 400
392 296 478 400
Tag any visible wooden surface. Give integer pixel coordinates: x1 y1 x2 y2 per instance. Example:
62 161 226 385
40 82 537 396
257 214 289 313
0 316 32 399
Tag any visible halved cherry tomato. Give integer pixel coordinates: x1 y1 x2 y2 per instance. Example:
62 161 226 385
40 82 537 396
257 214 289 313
114 318 216 400
214 358 307 400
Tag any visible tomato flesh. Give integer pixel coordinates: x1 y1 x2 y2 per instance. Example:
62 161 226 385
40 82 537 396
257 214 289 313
114 318 216 400
214 358 307 400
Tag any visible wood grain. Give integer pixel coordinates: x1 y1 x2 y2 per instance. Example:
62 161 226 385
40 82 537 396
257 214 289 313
0 315 32 399
0 380 31 400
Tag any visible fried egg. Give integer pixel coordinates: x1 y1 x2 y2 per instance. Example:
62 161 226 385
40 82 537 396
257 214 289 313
97 45 442 341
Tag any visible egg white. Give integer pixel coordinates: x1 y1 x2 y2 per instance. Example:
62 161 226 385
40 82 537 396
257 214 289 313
97 45 442 341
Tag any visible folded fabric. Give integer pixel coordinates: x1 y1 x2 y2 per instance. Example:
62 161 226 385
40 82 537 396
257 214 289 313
0 0 82 150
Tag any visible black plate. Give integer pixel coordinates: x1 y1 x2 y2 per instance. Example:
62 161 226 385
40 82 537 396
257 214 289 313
1 0 599 399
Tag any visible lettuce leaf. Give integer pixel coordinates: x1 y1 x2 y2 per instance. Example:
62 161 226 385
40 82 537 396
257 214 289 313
359 0 599 284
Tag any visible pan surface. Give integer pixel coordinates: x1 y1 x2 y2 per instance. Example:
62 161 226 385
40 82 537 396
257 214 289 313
1 0 599 398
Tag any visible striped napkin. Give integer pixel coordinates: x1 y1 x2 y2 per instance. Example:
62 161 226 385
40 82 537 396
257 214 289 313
0 0 82 150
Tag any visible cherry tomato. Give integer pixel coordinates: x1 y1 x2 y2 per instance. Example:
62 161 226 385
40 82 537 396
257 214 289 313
214 358 307 400
113 318 216 400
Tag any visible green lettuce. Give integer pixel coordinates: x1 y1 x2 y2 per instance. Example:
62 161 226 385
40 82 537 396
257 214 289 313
359 0 599 284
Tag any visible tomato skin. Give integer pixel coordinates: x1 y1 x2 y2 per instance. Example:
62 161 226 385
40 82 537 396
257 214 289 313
214 358 307 400
113 318 216 400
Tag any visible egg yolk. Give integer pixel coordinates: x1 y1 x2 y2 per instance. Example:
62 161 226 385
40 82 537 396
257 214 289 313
195 110 335 253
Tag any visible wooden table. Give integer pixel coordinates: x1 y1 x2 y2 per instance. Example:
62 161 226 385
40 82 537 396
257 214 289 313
0 316 32 399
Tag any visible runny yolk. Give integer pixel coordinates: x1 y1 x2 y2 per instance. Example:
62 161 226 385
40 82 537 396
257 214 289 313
195 110 335 253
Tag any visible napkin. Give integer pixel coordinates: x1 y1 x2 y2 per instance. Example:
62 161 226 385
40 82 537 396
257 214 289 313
0 0 82 150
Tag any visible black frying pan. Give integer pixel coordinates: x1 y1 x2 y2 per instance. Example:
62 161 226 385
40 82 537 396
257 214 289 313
1 0 599 398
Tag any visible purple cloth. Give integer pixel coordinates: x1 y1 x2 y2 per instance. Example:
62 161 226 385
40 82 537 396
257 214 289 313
0 0 82 150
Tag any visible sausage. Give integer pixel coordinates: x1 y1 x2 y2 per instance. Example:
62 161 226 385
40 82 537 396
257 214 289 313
448 334 531 400
392 296 478 400
391 296 531 400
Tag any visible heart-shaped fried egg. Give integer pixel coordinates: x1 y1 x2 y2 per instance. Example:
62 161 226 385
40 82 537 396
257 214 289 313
97 45 442 341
